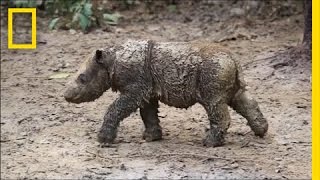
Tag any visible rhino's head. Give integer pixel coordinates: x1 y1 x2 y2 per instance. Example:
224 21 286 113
64 49 115 103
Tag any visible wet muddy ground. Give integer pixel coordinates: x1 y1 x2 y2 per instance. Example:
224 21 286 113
1 4 311 179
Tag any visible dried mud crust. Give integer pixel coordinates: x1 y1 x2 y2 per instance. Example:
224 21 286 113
1 13 310 180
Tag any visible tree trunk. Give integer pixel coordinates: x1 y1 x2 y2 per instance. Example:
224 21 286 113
303 0 312 49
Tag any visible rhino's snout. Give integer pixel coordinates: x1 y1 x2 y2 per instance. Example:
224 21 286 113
64 87 81 103
64 90 73 102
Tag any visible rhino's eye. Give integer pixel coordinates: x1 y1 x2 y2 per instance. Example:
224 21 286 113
95 57 103 65
95 50 103 65
78 73 88 84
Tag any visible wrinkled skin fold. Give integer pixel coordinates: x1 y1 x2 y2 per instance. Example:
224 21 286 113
64 40 268 147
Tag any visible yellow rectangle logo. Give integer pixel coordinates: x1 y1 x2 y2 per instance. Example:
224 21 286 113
8 8 37 49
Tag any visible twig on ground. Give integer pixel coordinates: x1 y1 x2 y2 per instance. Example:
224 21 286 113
242 55 277 68
1 76 48 79
157 153 238 161
86 168 111 175
85 150 113 160
271 62 289 69
0 139 10 143
241 141 251 148
129 152 252 162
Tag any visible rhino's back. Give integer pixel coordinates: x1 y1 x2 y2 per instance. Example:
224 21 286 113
116 40 148 64
150 42 237 107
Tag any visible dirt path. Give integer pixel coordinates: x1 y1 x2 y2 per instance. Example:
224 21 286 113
1 10 311 179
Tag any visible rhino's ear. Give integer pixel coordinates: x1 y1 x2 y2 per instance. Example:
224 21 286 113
95 50 103 64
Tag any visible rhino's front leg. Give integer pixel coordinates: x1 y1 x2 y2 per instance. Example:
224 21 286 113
97 93 142 145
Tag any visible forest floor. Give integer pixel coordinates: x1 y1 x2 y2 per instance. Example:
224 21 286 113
1 3 311 179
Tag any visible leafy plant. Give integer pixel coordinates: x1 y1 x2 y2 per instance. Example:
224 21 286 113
8 0 124 32
9 0 38 8
47 0 94 31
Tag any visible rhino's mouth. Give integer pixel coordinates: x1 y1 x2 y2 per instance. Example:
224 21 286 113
64 87 83 104
64 87 103 104
65 94 82 104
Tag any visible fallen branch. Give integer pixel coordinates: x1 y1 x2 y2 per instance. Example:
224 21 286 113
271 62 289 69
241 141 251 148
85 150 113 160
86 168 111 176
242 55 276 68
129 152 252 162
158 153 241 161
0 139 10 143
1 76 48 79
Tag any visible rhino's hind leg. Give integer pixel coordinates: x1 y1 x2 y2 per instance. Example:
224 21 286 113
230 90 268 137
140 99 162 142
202 101 231 147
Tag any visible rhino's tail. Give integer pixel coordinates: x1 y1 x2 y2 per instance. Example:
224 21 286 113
234 60 247 91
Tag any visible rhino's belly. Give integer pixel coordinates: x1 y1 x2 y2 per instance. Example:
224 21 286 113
151 67 199 108
159 95 197 108
153 84 198 108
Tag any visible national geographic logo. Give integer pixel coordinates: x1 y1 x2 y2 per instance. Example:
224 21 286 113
8 8 37 49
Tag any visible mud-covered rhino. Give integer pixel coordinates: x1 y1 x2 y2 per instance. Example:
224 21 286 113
64 40 268 147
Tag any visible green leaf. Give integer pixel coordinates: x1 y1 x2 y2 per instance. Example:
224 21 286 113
12 0 37 8
14 0 27 7
69 4 77 12
70 1 81 13
103 13 121 25
168 5 176 12
126 0 134 5
48 17 60 30
79 13 90 30
49 73 70 79
72 12 80 23
83 3 92 17
105 21 118 25
28 0 37 7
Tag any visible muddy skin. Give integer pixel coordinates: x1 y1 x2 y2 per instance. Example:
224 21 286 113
140 98 163 141
64 49 115 103
230 90 268 137
64 40 268 147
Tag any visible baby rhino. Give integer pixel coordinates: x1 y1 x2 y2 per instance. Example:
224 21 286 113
64 40 268 147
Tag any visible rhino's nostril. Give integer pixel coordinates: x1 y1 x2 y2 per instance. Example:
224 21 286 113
64 90 74 101
64 94 72 102
64 95 72 101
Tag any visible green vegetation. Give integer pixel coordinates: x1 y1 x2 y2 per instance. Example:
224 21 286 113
9 0 125 32
46 0 94 31
8 0 179 32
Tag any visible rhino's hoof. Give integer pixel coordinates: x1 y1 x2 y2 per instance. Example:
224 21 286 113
203 131 225 147
250 118 268 138
97 129 116 145
97 134 114 144
99 142 113 148
254 128 268 138
143 128 162 142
